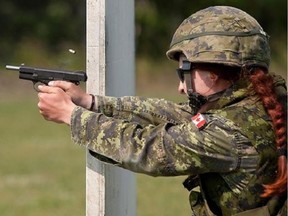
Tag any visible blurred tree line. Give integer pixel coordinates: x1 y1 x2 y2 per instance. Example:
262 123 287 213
0 0 286 68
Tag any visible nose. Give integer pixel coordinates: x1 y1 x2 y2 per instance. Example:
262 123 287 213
178 81 186 94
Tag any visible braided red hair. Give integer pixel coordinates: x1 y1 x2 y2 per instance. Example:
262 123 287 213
248 68 287 197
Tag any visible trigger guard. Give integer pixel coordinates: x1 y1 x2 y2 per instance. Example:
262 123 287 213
33 82 47 92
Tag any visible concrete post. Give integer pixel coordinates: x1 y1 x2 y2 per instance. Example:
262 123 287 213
86 0 136 215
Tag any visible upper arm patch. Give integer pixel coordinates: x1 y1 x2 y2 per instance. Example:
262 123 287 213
191 113 207 129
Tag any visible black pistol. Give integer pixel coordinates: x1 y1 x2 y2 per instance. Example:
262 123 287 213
5 65 87 91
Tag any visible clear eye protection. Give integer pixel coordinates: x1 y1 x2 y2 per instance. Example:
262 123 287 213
176 60 194 82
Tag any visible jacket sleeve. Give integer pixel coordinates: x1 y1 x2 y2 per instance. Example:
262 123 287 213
70 104 246 177
94 95 194 125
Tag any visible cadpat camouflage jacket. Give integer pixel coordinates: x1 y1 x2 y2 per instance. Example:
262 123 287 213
70 76 286 215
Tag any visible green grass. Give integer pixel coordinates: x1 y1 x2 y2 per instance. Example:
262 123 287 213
137 175 190 216
0 99 190 216
0 99 86 216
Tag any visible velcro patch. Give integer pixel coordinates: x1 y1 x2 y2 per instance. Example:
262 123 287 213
191 113 207 129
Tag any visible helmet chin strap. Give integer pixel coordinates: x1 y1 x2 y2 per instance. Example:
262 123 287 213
183 73 207 112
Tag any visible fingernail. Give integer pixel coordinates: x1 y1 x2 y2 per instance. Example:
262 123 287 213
48 81 54 86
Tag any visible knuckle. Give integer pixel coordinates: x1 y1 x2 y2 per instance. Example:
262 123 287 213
66 82 74 89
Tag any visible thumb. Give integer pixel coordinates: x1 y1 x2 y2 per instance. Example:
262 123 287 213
48 81 74 91
38 84 59 94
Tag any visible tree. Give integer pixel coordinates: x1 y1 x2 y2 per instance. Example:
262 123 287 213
135 0 287 60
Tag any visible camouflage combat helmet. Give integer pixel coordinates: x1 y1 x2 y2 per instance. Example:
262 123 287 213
166 6 270 68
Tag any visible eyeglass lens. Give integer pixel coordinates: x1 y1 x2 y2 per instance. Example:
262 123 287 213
176 61 192 82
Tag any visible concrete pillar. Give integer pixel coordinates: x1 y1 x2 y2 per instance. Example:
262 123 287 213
86 0 136 215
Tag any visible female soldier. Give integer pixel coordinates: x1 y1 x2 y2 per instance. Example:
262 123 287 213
38 6 287 216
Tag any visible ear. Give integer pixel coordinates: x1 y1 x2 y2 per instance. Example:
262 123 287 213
209 72 219 81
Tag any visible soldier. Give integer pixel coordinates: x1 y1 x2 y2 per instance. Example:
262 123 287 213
38 6 287 216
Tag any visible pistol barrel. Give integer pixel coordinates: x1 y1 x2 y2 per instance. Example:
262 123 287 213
6 65 20 70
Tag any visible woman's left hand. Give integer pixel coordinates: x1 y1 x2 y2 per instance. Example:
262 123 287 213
37 85 76 125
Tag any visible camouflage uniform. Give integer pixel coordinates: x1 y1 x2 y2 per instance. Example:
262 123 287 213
71 75 286 215
70 6 286 216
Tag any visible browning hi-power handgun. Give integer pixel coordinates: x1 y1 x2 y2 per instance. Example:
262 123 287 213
5 65 87 91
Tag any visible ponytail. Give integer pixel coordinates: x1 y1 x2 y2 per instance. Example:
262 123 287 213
248 68 287 197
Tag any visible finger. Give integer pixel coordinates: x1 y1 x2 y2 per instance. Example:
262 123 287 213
37 85 50 93
37 95 46 109
39 110 51 121
38 85 63 94
48 81 74 91
39 108 45 116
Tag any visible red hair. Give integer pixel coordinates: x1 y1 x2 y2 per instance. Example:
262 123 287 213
248 68 287 197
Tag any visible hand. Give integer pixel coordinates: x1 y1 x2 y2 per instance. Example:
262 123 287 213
48 81 92 109
38 85 76 125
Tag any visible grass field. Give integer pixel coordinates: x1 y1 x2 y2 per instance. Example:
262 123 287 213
0 62 191 216
0 99 85 216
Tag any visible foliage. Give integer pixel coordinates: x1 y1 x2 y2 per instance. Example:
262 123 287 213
135 0 287 59
0 0 85 62
0 0 286 63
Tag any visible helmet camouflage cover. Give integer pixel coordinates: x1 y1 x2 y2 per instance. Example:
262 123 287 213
166 6 270 68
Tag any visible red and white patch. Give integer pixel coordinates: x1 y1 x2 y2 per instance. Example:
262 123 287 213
191 113 207 129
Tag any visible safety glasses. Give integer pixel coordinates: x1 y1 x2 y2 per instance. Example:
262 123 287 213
176 61 193 82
